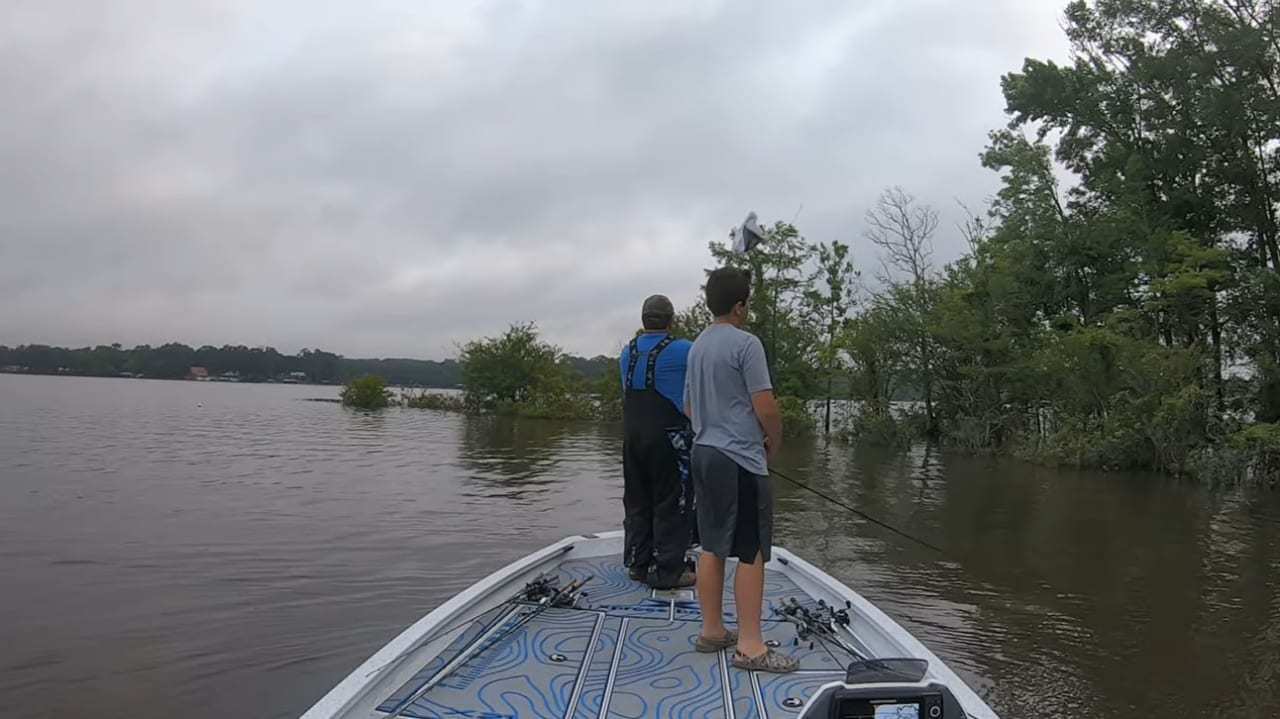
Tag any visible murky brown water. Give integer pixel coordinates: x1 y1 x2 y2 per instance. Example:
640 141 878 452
1 373 1278 718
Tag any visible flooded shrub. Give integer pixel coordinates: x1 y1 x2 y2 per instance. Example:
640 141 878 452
778 396 815 438
516 388 596 420
341 375 393 409
402 390 466 412
839 409 914 448
590 372 623 422
942 411 1008 451
460 322 566 411
1191 423 1280 487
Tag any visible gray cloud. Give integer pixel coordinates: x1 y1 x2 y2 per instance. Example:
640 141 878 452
0 0 1069 358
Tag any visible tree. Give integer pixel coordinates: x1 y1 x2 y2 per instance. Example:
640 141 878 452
669 302 712 341
839 302 905 417
297 348 342 383
340 375 393 409
459 322 569 411
707 220 820 396
999 0 1280 421
865 187 941 435
804 240 859 433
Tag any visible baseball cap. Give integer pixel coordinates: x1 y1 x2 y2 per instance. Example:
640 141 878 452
641 294 675 324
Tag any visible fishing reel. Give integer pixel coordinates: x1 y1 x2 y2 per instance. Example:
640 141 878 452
775 597 859 657
519 574 591 608
520 576 562 603
777 597 851 635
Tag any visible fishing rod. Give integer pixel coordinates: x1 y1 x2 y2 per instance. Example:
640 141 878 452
476 575 593 655
364 570 583 678
384 575 593 719
774 596 864 662
768 466 950 557
364 577 549 678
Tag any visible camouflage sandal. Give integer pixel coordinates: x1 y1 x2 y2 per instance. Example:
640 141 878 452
694 629 738 653
731 647 799 673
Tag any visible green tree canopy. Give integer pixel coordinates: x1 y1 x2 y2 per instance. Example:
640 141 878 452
459 322 571 411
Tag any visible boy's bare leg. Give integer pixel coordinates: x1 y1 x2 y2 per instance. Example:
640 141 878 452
697 551 727 639
733 551 766 656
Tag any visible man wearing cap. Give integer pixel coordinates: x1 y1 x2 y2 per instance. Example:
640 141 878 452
619 294 696 589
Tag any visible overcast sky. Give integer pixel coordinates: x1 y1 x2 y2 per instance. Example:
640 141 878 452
1 1 1070 359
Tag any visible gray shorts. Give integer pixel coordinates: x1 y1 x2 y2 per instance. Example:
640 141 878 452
691 445 773 562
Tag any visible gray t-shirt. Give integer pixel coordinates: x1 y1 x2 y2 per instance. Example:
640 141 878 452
684 322 773 475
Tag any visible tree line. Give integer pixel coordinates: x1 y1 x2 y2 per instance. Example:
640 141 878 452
393 0 1280 484
0 341 614 388
13 2 1280 482
673 0 1280 482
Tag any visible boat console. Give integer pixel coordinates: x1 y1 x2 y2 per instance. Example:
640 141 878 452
797 658 966 719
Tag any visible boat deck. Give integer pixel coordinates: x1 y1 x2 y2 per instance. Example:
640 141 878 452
377 554 852 718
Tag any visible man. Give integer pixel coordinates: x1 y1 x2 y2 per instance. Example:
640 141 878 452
684 267 798 673
620 294 696 589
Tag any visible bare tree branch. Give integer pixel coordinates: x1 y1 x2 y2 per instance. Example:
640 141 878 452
864 186 938 286
955 198 989 254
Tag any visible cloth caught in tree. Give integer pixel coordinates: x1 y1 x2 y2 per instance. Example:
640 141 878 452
730 211 766 254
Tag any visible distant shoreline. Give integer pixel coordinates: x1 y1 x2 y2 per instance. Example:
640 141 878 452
0 341 607 388
0 369 459 390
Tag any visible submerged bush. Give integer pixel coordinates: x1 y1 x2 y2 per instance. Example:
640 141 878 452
402 390 466 412
341 375 393 409
778 396 815 438
515 388 597 420
838 409 915 448
591 371 623 422
941 409 1010 452
460 322 567 411
1189 423 1280 487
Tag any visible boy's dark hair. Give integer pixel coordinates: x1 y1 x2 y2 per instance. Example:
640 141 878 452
705 267 751 317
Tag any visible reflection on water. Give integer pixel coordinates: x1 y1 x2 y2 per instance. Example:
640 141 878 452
1 373 1278 718
775 441 1280 717
457 414 620 495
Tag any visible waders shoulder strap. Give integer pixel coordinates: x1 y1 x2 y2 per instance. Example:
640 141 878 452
643 335 675 390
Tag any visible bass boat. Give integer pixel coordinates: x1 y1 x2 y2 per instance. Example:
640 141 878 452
301 531 998 719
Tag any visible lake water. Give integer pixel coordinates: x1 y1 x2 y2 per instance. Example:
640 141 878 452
2 373 1278 718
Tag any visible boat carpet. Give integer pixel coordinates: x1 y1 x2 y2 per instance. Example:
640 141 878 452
377 554 850 719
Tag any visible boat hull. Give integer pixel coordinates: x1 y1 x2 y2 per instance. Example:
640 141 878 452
301 531 997 719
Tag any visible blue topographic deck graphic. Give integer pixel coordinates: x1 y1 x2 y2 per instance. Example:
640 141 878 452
378 554 862 719
397 608 598 719
604 619 724 718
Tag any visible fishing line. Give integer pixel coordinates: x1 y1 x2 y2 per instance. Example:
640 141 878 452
812 632 843 666
768 466 951 557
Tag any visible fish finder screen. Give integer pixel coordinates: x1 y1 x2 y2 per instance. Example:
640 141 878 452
873 705 920 719
838 701 923 719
